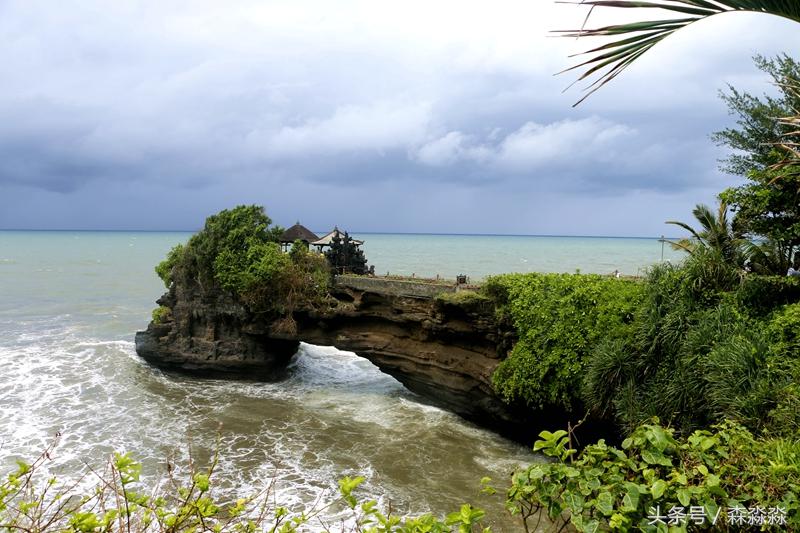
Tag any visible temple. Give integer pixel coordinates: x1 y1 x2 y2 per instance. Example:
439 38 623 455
311 226 363 252
279 222 319 251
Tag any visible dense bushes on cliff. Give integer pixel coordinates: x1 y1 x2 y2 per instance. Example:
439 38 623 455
155 205 284 290
487 263 800 438
484 273 642 410
582 261 800 437
154 206 330 320
483 269 800 530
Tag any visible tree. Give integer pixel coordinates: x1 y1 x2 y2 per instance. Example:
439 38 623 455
712 55 800 176
325 232 368 275
666 201 745 265
706 56 800 271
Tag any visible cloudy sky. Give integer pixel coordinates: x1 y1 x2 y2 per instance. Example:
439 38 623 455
1 1 798 236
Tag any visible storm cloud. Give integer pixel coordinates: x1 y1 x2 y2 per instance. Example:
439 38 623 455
0 1 798 235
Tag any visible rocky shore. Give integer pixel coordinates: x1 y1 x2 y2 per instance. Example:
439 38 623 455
136 276 573 440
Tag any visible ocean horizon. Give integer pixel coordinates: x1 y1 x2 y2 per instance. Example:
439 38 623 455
0 230 684 280
0 228 681 240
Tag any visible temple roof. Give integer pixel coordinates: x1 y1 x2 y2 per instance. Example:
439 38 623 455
279 222 319 243
311 227 363 247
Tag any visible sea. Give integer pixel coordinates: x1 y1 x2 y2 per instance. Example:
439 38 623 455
0 230 682 529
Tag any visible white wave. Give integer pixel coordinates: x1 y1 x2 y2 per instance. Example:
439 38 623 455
0 321 534 526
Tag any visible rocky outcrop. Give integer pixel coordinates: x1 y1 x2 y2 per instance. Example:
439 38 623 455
136 284 301 376
135 278 548 438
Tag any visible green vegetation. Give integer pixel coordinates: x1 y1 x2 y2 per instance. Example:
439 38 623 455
582 262 799 436
155 244 185 289
434 290 494 312
482 251 799 439
715 55 800 273
0 442 492 533
477 235 799 530
154 206 330 320
155 205 284 291
484 273 642 410
500 421 800 532
151 305 171 324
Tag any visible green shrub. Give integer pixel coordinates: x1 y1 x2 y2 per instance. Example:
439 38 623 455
187 205 284 290
500 421 800 532
486 273 642 410
1 445 491 533
736 274 800 315
681 246 743 298
155 243 185 288
763 303 800 434
582 338 637 419
702 328 777 432
767 302 800 359
582 260 798 436
434 290 494 313
151 305 172 324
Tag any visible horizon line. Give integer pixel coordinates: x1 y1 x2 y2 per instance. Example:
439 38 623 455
0 228 679 240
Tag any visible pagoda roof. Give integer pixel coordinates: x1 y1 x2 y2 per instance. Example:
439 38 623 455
279 222 319 243
311 227 363 247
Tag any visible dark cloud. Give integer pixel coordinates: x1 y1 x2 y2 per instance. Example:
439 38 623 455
0 1 798 234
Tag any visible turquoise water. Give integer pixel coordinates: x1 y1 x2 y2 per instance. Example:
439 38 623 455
352 233 682 280
0 230 683 528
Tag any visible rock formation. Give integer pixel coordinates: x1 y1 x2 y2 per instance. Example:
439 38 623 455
136 277 550 439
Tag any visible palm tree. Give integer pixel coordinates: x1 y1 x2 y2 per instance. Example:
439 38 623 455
558 1 800 104
743 238 794 274
666 201 744 264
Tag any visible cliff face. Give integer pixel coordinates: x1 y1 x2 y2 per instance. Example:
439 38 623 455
135 281 301 375
135 278 540 437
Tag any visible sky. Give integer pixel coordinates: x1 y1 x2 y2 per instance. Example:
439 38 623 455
0 1 798 236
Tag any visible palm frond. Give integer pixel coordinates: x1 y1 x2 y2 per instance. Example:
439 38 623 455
666 237 697 254
773 78 800 176
666 219 703 243
557 1 800 105
692 203 719 235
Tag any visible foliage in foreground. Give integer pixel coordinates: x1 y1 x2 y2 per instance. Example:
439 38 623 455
6 420 799 533
557 2 800 105
0 441 490 533
502 420 800 532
